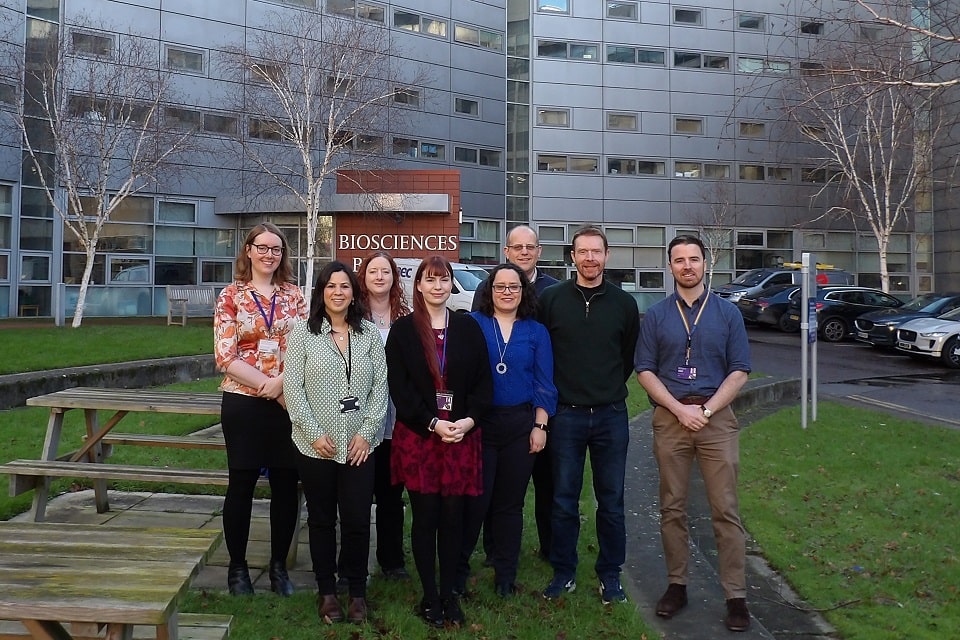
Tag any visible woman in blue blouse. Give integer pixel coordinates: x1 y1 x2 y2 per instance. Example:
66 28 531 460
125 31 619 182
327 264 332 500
461 263 558 596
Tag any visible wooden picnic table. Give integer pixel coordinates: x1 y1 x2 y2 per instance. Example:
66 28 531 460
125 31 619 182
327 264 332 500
0 521 222 640
21 388 222 521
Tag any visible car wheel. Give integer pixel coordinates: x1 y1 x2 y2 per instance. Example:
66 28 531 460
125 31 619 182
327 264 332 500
941 336 960 369
820 317 847 342
777 313 798 333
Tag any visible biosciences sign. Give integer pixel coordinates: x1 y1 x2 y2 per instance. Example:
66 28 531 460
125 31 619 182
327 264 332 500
337 233 459 252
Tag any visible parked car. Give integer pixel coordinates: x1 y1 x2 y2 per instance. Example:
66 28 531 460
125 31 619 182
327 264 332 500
714 265 854 304
394 258 489 312
736 284 802 331
895 307 960 368
785 286 904 342
854 292 960 348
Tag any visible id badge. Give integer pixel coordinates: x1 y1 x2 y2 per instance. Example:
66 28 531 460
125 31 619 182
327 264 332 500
676 366 697 381
339 395 360 413
436 390 454 412
258 339 280 355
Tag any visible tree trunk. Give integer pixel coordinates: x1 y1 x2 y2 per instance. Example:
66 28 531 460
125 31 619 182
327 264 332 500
71 246 97 328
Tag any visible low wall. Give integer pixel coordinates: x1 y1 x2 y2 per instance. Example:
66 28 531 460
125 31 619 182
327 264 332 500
0 355 217 410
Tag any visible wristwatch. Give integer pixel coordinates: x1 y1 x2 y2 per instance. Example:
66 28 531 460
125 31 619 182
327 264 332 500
700 405 713 418
534 423 549 432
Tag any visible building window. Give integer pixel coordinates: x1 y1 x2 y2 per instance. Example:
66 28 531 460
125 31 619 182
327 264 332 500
251 63 284 84
738 57 764 73
739 165 765 180
800 61 826 76
164 107 201 130
674 8 702 25
800 124 827 140
536 107 570 127
738 122 764 138
674 52 701 68
394 88 421 108
72 30 114 58
637 49 666 65
327 0 386 22
675 118 703 135
166 46 204 73
569 156 599 172
704 55 730 70
158 201 197 224
395 11 447 38
0 81 17 105
393 137 418 157
768 167 792 181
538 40 599 60
800 21 824 35
607 158 636 175
607 46 635 63
801 167 826 183
203 113 239 136
479 149 501 167
537 0 569 13
454 24 503 51
538 154 567 172
455 147 478 163
607 112 637 131
355 135 383 153
249 118 286 141
675 162 701 177
454 97 479 116
767 60 791 74
637 161 665 175
738 14 765 31
704 163 730 179
420 142 445 159
607 1 638 20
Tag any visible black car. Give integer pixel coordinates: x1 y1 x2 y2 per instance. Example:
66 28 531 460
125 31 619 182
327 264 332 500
736 284 801 331
854 293 960 348
786 286 904 342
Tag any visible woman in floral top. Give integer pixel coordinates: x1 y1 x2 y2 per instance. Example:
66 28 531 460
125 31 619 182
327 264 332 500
213 222 306 597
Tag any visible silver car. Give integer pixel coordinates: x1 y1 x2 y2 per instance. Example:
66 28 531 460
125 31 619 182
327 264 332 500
895 307 960 368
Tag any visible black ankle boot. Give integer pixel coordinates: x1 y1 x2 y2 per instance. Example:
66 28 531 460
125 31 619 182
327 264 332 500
269 559 294 596
227 561 254 596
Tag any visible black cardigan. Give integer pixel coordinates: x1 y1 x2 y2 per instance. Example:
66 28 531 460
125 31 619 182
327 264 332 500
385 312 493 438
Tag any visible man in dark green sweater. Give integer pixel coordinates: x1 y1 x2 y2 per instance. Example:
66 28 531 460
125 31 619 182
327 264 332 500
537 226 640 605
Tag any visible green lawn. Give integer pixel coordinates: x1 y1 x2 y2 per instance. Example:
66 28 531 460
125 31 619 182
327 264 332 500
1 322 957 638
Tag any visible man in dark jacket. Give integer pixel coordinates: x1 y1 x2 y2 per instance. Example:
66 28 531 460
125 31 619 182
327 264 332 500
537 225 640 605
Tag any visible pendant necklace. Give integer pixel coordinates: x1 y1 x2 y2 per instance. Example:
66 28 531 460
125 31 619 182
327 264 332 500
373 311 388 326
492 316 509 375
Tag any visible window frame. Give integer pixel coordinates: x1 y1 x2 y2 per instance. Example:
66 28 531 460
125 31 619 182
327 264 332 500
454 96 480 118
674 117 704 135
800 20 824 35
165 45 205 74
606 112 638 131
606 1 638 20
536 0 570 14
536 107 571 128
673 7 702 26
71 29 115 59
737 14 765 31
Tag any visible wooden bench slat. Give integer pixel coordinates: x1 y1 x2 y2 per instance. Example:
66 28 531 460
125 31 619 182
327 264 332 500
98 433 225 450
26 388 222 414
0 460 275 496
166 286 215 326
0 614 231 640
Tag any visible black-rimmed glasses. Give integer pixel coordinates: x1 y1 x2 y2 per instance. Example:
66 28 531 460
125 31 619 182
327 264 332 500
492 284 522 293
251 244 283 256
506 244 539 252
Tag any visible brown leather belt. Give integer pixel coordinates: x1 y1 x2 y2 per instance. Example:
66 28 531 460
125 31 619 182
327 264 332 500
678 395 710 405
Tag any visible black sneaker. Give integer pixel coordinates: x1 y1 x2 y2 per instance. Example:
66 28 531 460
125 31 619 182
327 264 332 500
542 575 576 600
418 598 444 628
443 596 466 626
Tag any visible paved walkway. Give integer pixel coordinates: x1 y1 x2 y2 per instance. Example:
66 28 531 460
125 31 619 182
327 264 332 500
11 393 837 640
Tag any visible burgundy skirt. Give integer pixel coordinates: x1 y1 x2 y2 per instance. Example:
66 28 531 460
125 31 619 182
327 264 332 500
390 420 482 496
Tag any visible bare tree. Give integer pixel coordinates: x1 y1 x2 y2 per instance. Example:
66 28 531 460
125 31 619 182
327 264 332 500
784 23 942 292
694 179 738 289
223 9 420 304
10 17 193 326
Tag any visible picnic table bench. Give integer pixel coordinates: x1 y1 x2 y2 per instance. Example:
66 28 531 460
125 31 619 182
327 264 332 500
166 286 216 326
0 522 227 640
0 387 303 565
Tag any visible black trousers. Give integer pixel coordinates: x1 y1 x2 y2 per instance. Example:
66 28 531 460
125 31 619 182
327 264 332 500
296 450 375 598
460 404 538 586
373 438 407 571
408 490 465 602
531 438 554 557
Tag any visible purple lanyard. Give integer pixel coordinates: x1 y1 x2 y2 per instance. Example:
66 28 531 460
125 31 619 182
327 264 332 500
253 290 277 333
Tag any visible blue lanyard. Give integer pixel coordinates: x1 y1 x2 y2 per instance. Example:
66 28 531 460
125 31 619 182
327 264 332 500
675 292 708 366
438 310 449 379
253 290 277 333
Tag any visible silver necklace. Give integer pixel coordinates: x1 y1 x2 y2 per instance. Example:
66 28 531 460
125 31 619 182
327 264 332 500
492 316 509 374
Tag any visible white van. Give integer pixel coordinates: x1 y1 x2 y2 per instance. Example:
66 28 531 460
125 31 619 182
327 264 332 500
394 258 489 312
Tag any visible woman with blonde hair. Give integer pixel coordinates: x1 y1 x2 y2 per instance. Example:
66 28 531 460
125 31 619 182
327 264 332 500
357 251 412 580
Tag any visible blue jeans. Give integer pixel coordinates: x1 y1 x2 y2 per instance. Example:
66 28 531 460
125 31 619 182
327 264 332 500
549 401 629 580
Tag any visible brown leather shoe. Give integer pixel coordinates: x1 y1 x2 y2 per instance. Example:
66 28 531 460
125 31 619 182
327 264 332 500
347 597 367 623
317 593 344 623
725 598 751 632
655 583 688 618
